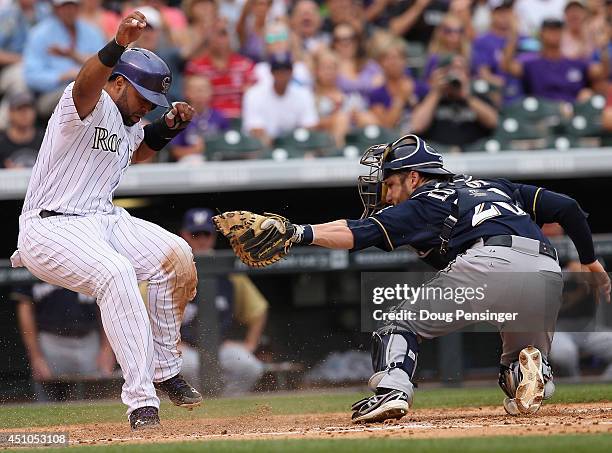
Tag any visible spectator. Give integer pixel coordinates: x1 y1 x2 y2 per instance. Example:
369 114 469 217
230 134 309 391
128 0 188 46
368 33 416 130
387 0 450 46
411 55 499 147
331 23 383 98
471 0 493 35
424 13 471 81
0 0 50 92
253 20 313 89
79 0 120 39
314 49 375 147
243 52 319 146
0 91 43 169
23 0 105 119
170 75 230 163
133 6 184 104
186 18 256 119
219 0 285 47
237 0 274 63
322 0 366 36
178 208 269 395
13 283 116 401
514 0 566 36
562 0 597 59
0 0 50 128
501 18 603 102
290 0 328 53
472 0 528 104
179 0 219 60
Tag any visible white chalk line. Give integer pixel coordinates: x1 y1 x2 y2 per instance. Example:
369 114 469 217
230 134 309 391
69 420 612 445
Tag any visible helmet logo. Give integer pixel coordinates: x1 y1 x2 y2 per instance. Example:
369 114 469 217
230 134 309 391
161 76 171 94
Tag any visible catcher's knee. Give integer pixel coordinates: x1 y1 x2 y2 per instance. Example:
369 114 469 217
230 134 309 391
368 325 419 394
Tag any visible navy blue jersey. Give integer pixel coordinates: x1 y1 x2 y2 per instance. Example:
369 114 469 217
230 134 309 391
348 175 594 267
12 283 98 337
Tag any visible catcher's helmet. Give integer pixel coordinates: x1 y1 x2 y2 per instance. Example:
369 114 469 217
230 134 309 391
358 134 453 218
111 48 172 108
381 135 454 179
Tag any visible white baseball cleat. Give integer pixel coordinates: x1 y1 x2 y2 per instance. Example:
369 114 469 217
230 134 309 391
514 346 545 414
351 389 410 423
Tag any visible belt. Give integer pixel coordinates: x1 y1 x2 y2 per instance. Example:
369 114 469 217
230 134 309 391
484 235 558 261
39 210 63 219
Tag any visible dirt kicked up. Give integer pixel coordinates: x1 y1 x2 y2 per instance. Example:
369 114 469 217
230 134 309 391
2 402 609 447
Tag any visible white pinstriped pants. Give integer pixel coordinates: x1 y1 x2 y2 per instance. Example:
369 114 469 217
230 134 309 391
13 208 198 414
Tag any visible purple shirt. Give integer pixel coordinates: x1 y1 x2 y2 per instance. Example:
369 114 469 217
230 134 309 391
336 60 383 97
171 108 230 147
522 56 589 102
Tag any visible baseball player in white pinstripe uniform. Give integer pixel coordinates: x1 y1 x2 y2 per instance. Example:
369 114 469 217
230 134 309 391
11 11 201 430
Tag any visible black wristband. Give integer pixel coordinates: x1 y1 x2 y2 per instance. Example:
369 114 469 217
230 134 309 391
301 224 314 245
98 39 126 68
143 114 183 151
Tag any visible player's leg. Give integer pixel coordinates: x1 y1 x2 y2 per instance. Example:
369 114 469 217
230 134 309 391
579 331 612 380
352 266 486 423
17 215 159 416
109 212 201 405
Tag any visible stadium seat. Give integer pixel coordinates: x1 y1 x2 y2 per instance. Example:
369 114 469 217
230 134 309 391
462 137 508 153
345 125 400 149
271 128 336 158
205 130 266 160
565 95 606 139
491 114 550 150
501 97 564 127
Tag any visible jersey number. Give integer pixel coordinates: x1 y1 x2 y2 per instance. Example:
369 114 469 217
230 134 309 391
472 201 526 227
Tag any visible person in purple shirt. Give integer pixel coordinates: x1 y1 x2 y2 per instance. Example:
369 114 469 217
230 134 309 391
170 75 229 163
368 33 416 130
501 17 604 103
471 0 537 103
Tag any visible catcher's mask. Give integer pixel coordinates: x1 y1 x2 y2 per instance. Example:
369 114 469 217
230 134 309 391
357 134 454 218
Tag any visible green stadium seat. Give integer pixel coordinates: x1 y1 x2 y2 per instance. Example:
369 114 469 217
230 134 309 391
272 128 336 158
565 95 606 139
345 125 399 149
205 130 266 161
462 137 508 153
501 97 564 127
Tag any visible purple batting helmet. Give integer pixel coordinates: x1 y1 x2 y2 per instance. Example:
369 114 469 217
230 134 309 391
111 48 172 108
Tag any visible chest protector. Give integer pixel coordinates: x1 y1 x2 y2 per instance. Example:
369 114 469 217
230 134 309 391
418 178 520 269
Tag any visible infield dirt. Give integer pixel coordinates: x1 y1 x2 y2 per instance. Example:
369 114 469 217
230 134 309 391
3 402 609 447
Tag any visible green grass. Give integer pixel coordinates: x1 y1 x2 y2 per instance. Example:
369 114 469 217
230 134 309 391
0 382 610 429
14 434 612 453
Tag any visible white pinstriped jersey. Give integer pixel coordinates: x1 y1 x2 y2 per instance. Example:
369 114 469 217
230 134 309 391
23 82 145 215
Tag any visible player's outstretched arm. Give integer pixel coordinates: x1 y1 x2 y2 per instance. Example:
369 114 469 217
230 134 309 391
72 12 146 120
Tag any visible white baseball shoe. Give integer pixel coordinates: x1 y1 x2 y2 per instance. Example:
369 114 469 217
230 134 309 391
351 389 410 423
514 346 546 414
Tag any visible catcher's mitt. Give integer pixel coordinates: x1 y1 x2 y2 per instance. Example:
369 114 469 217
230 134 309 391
212 211 297 268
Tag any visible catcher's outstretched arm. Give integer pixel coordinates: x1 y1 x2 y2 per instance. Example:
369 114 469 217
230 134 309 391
311 220 354 249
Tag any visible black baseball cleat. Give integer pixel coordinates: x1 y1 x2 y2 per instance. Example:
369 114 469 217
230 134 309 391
351 389 410 423
129 406 160 431
154 374 203 409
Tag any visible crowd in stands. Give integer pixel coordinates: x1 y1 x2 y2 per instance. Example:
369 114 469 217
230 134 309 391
3 0 612 165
